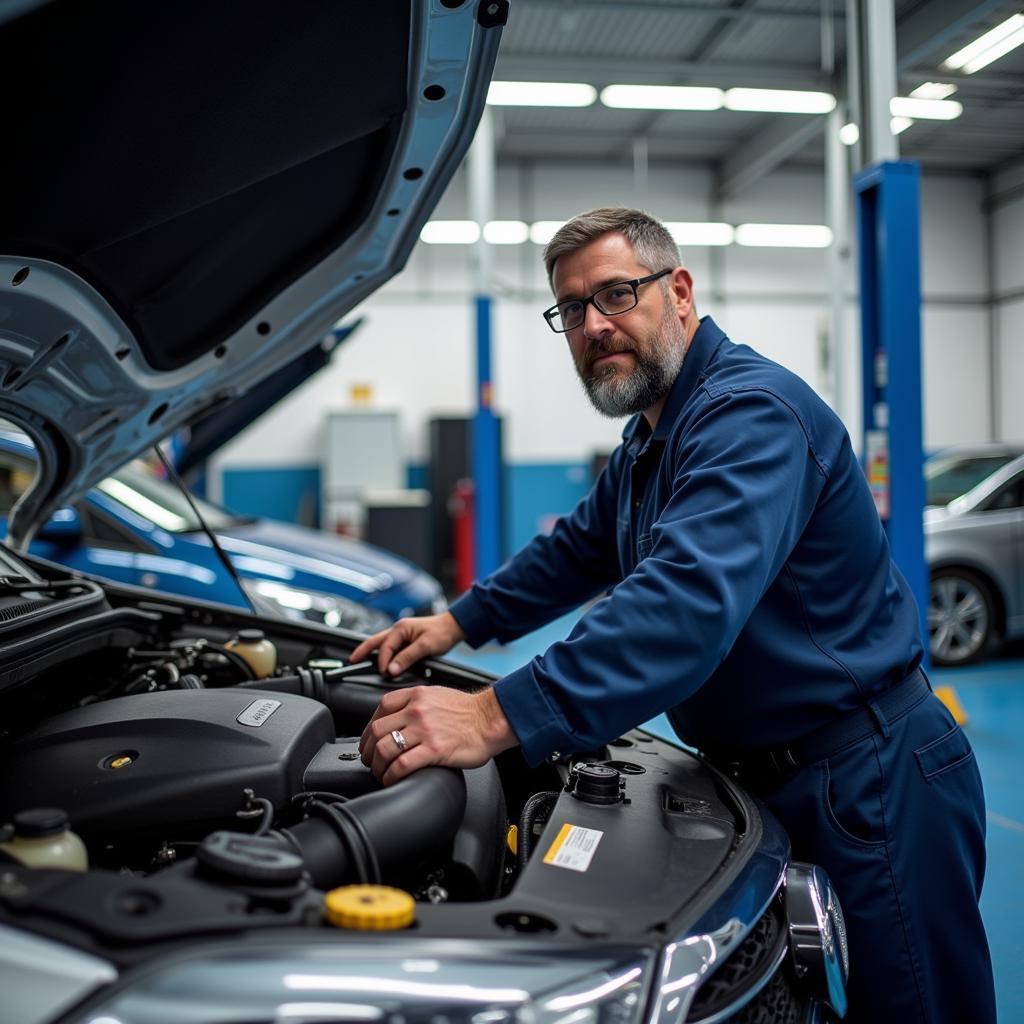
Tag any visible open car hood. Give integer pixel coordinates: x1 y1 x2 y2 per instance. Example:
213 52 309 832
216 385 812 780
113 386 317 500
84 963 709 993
0 0 506 549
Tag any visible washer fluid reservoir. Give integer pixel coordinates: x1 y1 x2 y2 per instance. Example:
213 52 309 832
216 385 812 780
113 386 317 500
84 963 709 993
0 808 88 870
226 628 277 678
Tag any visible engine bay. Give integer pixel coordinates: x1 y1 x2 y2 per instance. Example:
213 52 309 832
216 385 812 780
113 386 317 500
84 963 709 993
0 577 753 966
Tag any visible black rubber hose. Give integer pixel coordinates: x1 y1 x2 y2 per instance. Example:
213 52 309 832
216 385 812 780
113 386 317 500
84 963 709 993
284 767 467 890
517 791 560 872
234 675 406 734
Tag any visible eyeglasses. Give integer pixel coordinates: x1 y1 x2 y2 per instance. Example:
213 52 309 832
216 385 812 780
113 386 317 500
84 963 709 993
542 268 672 333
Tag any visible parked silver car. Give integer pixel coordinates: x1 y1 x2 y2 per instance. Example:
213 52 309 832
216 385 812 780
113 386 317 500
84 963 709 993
926 445 1024 665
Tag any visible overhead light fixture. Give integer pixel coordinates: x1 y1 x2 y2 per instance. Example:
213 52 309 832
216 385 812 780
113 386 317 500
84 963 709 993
735 224 833 248
600 84 724 110
910 82 958 100
529 221 565 245
724 88 836 114
664 222 734 246
890 96 962 120
838 122 860 146
487 81 597 107
890 116 914 135
942 13 1024 73
483 220 529 245
419 220 480 244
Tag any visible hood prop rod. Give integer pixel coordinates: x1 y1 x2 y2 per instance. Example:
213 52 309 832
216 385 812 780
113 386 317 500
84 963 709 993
153 444 256 614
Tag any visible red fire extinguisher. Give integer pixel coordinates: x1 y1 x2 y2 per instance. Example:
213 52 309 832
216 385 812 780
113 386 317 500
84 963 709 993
450 478 476 594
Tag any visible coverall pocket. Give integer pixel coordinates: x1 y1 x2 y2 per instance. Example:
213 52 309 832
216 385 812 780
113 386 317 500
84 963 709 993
820 744 887 848
913 724 974 782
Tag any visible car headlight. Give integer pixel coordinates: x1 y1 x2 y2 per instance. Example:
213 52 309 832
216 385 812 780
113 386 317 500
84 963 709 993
240 579 394 634
71 943 655 1024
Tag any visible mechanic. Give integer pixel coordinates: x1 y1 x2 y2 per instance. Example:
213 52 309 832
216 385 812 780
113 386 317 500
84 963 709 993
353 207 995 1024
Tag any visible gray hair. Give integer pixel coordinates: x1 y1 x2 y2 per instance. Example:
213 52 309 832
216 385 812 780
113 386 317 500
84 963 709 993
543 207 681 287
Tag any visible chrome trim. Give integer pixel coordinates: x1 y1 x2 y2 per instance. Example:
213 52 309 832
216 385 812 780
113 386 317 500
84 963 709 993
0 920 117 1024
65 939 652 1024
644 801 790 1024
784 862 849 1018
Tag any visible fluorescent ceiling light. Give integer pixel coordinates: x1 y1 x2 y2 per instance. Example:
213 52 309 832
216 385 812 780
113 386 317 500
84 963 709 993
942 13 1024 73
664 222 734 246
419 220 480 244
735 224 833 248
600 84 724 110
910 82 958 100
487 81 596 107
839 122 860 146
890 116 914 135
724 88 836 114
890 96 962 120
483 220 529 245
529 221 565 245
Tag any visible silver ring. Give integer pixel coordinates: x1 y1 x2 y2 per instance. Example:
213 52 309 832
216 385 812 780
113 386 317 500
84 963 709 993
391 729 407 752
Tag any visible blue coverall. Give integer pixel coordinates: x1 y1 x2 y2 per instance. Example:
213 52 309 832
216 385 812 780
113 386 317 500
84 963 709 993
449 316 995 1024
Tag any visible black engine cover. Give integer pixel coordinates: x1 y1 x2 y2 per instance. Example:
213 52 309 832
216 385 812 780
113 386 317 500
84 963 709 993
0 689 334 840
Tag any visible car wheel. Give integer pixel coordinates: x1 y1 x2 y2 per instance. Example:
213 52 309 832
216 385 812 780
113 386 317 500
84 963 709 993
929 568 996 667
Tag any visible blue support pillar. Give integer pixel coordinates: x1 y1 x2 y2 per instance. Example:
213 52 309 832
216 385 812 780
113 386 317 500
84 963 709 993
472 294 502 579
854 160 929 659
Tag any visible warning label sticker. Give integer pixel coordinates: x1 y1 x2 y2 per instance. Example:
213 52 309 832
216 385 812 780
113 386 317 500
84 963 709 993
542 823 604 872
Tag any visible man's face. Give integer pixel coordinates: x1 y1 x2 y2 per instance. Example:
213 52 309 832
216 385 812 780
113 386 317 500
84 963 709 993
551 232 689 419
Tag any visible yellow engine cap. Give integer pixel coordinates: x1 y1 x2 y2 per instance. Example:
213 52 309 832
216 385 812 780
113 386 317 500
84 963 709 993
324 885 415 931
506 824 519 856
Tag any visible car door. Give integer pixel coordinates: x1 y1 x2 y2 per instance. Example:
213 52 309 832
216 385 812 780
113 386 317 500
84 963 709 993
979 472 1024 637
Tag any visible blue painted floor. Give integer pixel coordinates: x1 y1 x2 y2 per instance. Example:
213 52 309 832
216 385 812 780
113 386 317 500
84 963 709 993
452 622 1024 1022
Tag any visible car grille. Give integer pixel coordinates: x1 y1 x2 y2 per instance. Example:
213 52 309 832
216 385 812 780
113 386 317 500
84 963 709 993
686 897 804 1024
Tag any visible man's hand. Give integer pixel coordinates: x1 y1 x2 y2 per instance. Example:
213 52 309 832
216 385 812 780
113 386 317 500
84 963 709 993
349 611 466 677
358 685 517 785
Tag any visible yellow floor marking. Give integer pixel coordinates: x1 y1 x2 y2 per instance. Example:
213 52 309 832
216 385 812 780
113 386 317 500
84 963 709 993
934 684 968 725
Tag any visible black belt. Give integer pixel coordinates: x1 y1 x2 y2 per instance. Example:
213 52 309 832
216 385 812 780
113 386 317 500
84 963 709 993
705 668 931 786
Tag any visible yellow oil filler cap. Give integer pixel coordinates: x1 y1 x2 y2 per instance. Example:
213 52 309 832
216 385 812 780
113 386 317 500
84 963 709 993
506 824 519 856
324 885 415 931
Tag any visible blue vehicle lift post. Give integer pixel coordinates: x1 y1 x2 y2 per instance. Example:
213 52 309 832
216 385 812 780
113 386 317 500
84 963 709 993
847 0 929 657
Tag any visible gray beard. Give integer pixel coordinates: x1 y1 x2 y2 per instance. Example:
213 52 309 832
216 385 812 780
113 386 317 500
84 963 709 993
579 320 687 419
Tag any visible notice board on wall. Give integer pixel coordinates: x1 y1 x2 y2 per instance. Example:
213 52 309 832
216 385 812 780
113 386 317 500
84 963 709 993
322 411 403 534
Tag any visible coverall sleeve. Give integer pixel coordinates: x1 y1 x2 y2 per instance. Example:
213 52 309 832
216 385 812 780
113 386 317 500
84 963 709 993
448 446 628 647
493 387 828 765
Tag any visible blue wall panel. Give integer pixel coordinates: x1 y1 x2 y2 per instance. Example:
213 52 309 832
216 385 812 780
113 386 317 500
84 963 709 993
222 466 321 527
221 461 592 558
505 462 592 556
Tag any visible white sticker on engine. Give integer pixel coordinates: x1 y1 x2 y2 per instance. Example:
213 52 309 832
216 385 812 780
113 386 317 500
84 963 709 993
542 823 603 872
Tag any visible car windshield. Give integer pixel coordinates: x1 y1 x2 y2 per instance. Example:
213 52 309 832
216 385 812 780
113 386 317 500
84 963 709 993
925 453 1019 506
96 463 243 533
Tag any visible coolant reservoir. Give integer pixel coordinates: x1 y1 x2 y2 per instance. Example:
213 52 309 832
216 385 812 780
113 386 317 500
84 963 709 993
0 808 88 870
226 628 277 678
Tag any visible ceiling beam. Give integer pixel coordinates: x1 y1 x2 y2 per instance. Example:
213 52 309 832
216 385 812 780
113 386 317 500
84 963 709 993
715 115 827 198
494 53 832 90
896 0 1011 71
513 0 841 20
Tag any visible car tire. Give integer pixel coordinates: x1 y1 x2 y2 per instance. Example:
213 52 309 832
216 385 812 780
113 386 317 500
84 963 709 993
929 568 997 667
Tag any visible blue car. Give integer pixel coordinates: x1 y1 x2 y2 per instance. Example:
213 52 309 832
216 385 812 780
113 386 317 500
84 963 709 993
0 431 444 633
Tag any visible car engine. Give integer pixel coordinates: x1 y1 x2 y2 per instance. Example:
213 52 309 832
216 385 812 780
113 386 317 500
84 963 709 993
0 572 842 1024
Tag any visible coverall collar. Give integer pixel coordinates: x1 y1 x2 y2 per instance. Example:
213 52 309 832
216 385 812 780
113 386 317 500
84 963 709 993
622 315 728 458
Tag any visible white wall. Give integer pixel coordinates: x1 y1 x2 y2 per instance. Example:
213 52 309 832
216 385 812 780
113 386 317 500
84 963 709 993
211 158 999 496
991 157 1024 442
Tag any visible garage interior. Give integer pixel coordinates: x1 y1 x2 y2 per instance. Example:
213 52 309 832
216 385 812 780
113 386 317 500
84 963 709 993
202 2 1024 1014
